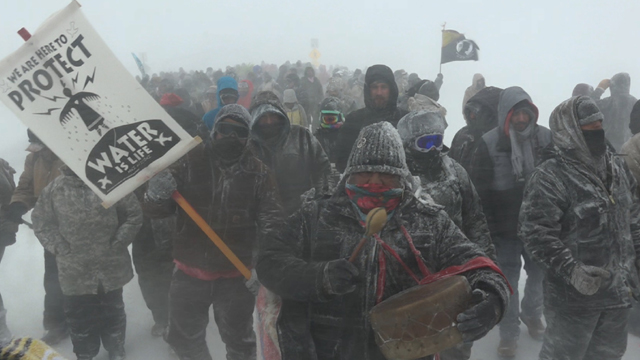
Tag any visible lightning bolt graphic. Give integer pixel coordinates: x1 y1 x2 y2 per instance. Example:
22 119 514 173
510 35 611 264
71 73 80 88
39 95 67 102
34 108 60 115
83 67 97 90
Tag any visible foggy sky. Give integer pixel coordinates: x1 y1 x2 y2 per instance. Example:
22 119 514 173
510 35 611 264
1 0 640 172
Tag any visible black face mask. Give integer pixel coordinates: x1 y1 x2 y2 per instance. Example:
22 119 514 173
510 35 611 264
409 148 442 171
211 136 245 162
582 129 606 157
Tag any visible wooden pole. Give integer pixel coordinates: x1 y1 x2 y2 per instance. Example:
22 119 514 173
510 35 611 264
171 191 252 280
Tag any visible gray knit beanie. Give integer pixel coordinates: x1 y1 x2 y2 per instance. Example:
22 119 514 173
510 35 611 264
575 96 603 126
344 122 410 177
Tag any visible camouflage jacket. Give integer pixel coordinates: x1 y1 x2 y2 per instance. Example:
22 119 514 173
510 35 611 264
32 167 142 296
519 97 640 310
256 185 509 360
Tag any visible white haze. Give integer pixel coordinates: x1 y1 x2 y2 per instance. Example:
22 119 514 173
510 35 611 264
1 0 640 358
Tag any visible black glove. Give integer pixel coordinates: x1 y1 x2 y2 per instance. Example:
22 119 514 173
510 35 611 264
146 170 177 202
0 219 17 246
457 288 502 342
323 259 359 295
3 202 27 224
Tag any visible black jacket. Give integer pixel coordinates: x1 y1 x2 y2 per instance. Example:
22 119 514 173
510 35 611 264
257 184 510 360
334 65 409 172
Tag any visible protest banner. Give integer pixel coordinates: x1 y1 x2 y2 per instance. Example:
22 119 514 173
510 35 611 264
0 1 200 207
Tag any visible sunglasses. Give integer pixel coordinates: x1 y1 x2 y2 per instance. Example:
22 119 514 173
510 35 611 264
216 122 249 139
414 134 444 152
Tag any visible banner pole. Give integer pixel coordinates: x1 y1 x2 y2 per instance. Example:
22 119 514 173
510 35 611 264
171 191 252 280
439 22 446 74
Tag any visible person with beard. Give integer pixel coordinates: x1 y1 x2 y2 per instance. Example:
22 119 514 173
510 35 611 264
256 122 510 360
202 76 239 130
590 73 638 151
334 65 409 173
519 96 640 360
144 104 283 360
248 91 330 216
449 87 503 173
397 110 496 360
470 87 551 357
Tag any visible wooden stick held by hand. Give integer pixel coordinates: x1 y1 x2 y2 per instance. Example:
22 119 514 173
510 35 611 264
349 207 388 263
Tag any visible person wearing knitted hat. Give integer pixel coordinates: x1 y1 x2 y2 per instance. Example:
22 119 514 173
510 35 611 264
144 104 283 360
470 86 551 356
519 96 640 360
257 122 510 360
397 110 495 360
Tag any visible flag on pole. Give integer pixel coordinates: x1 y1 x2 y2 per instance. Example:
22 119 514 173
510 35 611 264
441 29 479 64
0 1 200 207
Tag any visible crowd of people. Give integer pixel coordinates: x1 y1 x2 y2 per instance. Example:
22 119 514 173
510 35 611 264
0 59 639 360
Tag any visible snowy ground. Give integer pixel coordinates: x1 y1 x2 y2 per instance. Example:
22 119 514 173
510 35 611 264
1 224 639 360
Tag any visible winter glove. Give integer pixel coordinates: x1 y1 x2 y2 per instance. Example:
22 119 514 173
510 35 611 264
3 202 27 224
597 79 611 90
0 219 18 246
146 170 177 202
569 263 610 296
323 259 359 296
244 269 261 297
54 241 71 256
457 288 502 342
436 73 444 81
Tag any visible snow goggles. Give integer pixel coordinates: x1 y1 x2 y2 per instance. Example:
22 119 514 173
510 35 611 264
414 134 444 152
216 122 249 139
320 110 343 128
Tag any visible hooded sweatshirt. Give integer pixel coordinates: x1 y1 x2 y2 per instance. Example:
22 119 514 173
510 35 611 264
519 96 640 310
202 76 238 130
249 92 330 215
334 65 409 172
462 74 485 114
470 87 551 238
591 73 637 151
450 87 503 173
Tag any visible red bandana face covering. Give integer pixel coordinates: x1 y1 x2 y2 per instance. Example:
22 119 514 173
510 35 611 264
345 183 403 219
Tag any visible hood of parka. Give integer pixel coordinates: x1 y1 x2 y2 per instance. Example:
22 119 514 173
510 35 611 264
364 64 399 112
549 96 601 168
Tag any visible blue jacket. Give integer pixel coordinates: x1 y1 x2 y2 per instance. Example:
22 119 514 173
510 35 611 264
203 76 238 130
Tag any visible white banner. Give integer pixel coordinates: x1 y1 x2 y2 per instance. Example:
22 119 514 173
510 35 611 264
0 1 200 207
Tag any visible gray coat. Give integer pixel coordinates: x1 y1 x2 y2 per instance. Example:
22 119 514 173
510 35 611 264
408 153 496 261
32 167 142 296
591 73 637 151
519 96 640 310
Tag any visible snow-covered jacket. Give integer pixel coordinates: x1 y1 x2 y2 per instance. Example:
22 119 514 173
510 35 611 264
407 153 495 261
32 166 142 296
256 185 510 360
591 73 637 151
249 95 330 215
519 96 640 310
622 133 640 192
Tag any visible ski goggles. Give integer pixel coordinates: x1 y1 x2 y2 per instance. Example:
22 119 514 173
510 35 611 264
413 134 444 152
320 110 343 128
216 122 250 139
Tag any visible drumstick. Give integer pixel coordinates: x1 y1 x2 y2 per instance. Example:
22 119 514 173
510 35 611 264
349 207 387 263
